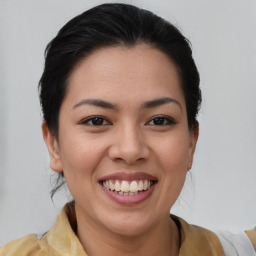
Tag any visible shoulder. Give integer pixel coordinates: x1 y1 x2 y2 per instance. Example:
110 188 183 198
173 215 256 256
245 227 256 251
0 203 86 256
0 234 46 256
216 228 256 256
173 216 225 256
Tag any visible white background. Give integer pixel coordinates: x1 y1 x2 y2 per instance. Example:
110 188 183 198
0 0 255 245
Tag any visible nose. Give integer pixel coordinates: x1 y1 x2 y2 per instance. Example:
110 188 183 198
108 124 150 164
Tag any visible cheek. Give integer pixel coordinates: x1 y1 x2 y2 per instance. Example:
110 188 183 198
58 134 108 202
58 131 107 179
149 133 190 212
154 132 190 172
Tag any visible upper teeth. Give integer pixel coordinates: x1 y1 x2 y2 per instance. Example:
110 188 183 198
103 180 152 193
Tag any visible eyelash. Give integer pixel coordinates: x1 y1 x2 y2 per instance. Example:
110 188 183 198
146 116 176 126
80 115 176 126
79 116 112 126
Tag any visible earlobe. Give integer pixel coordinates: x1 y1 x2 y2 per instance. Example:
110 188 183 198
42 121 63 173
187 123 199 171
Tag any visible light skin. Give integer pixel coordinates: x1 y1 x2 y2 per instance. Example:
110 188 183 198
43 44 199 256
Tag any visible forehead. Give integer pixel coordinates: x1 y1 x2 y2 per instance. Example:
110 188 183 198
65 44 184 107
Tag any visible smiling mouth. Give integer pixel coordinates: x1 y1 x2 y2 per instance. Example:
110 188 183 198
100 180 157 196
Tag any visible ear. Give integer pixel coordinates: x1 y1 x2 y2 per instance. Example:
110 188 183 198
42 121 63 173
187 123 199 171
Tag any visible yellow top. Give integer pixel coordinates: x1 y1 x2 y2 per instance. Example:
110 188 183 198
0 202 255 256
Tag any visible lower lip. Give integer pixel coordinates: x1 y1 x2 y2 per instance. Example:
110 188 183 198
100 183 156 205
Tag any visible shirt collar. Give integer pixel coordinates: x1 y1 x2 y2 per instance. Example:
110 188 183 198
172 215 225 256
44 202 224 256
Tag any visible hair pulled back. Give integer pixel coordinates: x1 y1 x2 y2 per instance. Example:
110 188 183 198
39 3 201 137
39 3 201 197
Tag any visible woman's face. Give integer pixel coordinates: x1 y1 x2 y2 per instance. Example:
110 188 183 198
43 44 198 236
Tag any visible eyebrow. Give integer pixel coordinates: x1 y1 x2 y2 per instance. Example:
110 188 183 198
73 97 181 110
142 97 182 110
73 99 118 110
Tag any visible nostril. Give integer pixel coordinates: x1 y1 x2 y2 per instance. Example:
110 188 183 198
115 158 123 162
108 138 150 164
111 155 148 165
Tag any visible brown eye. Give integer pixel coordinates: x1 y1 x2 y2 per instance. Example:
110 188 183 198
80 116 111 126
91 117 104 125
147 116 176 126
153 117 165 125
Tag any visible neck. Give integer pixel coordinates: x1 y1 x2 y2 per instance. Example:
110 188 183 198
76 208 180 256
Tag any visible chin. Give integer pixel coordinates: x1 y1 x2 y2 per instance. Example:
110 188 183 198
101 211 157 237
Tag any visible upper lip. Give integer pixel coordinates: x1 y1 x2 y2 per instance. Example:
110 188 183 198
99 172 158 182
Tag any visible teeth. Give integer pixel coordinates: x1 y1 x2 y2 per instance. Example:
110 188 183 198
109 181 115 191
103 179 153 193
115 181 121 191
138 180 144 191
130 181 138 192
143 180 149 190
120 181 130 192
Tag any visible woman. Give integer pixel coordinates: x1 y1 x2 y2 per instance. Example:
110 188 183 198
1 3 255 256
